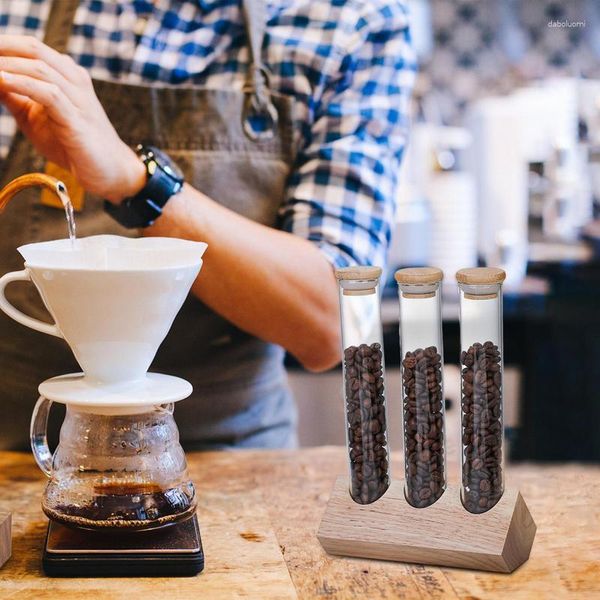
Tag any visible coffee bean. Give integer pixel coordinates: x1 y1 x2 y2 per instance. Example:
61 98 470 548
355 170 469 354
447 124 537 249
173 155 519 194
402 346 446 508
419 487 432 500
344 342 390 504
461 341 503 514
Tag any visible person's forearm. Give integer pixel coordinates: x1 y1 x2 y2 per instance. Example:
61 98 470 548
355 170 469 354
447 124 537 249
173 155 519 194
145 184 341 371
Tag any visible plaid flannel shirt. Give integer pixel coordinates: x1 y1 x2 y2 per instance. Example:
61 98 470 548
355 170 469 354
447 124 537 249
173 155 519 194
0 0 416 268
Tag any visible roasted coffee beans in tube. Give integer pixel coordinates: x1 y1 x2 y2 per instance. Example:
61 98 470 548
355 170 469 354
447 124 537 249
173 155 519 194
402 346 445 507
344 342 390 504
460 341 503 513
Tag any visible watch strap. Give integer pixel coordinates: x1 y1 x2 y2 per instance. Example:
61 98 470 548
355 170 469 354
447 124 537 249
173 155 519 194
104 146 183 229
103 196 163 229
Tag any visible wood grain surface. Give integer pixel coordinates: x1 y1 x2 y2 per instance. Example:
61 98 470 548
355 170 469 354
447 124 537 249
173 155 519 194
0 448 598 599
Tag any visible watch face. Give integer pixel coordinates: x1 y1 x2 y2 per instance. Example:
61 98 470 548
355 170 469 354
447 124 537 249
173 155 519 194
146 146 184 182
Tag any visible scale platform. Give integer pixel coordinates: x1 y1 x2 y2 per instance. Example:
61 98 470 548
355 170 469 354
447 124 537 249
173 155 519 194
43 514 204 577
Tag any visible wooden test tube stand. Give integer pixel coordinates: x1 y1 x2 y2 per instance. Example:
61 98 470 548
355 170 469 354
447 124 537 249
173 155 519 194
0 513 11 569
318 477 536 573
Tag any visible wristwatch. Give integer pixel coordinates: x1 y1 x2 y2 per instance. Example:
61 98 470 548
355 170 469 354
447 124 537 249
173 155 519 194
104 145 184 229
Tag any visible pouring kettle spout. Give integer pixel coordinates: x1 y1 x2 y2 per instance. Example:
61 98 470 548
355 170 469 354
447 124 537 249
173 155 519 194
0 172 66 212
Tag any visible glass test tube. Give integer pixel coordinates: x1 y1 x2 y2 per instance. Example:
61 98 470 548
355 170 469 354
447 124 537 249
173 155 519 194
395 267 447 507
456 267 506 513
336 266 390 504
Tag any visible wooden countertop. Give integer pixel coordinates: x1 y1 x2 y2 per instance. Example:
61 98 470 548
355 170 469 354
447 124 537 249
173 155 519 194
0 448 598 599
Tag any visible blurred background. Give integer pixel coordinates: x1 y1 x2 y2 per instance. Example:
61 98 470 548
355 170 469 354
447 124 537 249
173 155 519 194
288 0 600 462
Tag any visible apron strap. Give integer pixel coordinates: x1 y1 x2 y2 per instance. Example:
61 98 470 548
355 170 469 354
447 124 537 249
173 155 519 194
242 0 267 87
241 0 278 141
41 0 276 142
43 0 80 52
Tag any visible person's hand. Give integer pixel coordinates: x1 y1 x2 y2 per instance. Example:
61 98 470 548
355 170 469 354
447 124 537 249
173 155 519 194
0 35 145 202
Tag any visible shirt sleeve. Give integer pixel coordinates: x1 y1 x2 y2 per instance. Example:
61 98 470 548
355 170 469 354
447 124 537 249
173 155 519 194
278 1 417 269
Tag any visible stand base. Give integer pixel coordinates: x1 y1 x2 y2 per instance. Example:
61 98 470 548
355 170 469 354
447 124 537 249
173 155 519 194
317 477 536 573
0 513 11 569
43 514 204 577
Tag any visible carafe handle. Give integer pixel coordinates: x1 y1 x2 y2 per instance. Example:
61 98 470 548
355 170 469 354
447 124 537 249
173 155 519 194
30 396 54 477
0 270 62 337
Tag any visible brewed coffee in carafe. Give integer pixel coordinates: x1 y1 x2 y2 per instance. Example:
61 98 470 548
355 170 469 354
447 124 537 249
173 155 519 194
36 403 197 530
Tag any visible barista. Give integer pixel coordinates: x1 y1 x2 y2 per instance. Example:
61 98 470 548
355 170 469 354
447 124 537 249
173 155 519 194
0 0 415 449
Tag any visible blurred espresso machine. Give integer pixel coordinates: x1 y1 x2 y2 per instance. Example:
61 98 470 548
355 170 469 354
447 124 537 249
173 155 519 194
468 78 599 286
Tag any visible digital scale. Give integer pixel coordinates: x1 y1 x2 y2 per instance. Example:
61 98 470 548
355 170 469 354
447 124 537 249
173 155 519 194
43 515 204 577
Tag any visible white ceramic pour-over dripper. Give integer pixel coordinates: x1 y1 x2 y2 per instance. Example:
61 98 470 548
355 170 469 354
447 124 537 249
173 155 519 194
0 235 207 384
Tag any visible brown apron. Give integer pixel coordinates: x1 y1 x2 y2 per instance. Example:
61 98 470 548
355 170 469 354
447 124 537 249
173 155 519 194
0 0 298 450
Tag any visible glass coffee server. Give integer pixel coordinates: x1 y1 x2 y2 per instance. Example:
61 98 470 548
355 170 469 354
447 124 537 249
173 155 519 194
395 267 447 508
335 266 390 504
456 267 506 514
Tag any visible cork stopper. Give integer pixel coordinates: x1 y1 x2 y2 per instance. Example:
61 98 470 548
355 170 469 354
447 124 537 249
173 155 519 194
456 267 506 285
336 266 381 296
394 267 443 285
335 266 382 281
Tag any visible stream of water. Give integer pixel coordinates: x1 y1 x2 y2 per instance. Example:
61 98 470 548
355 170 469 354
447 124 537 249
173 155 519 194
55 181 77 245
